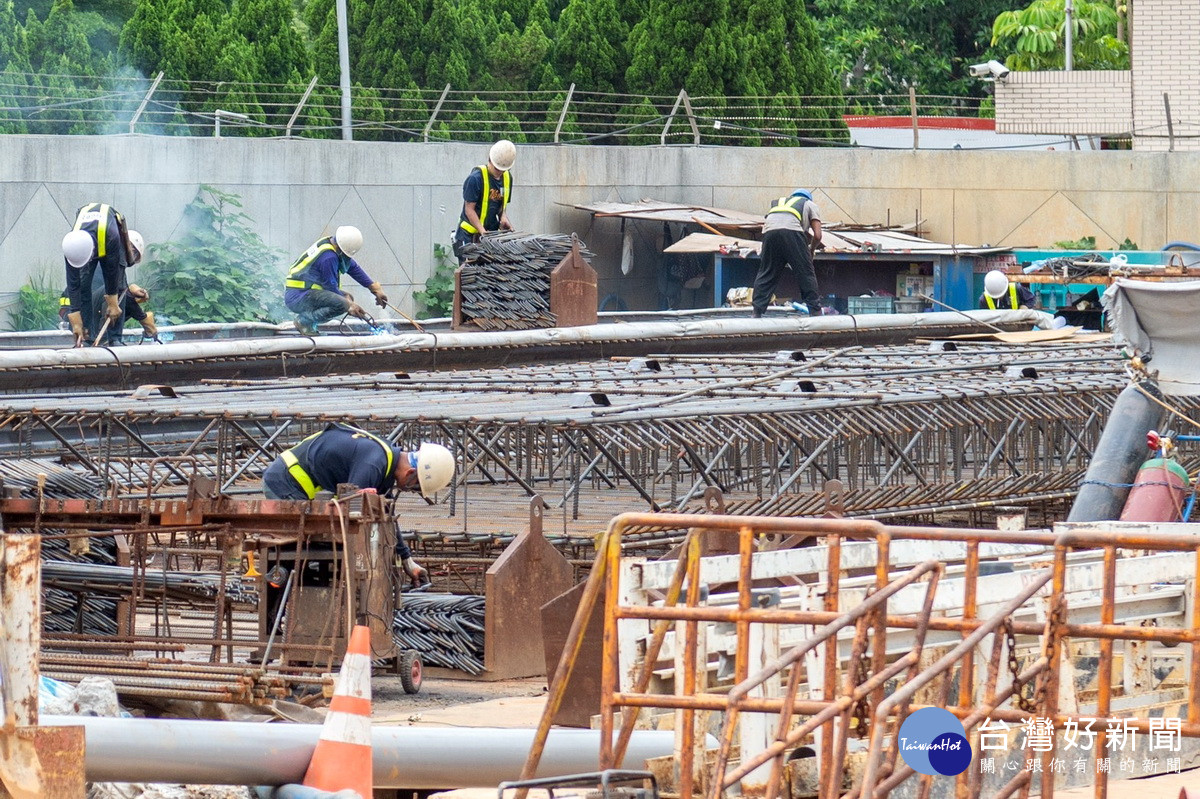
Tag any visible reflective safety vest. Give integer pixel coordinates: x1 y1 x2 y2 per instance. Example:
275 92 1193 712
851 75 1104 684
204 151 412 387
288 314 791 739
985 285 1019 310
459 166 511 235
285 237 339 292
74 203 113 258
278 423 395 500
767 195 808 224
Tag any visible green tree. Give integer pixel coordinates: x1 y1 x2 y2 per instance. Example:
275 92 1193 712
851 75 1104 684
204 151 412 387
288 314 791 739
625 0 738 97
118 0 171 75
230 0 311 85
453 96 524 141
992 0 1127 71
614 95 660 145
553 0 628 93
143 185 287 324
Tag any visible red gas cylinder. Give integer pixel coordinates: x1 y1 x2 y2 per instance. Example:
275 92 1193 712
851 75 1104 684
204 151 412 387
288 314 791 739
1119 457 1190 522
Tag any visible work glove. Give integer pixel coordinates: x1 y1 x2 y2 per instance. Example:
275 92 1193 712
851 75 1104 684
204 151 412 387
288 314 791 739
128 284 150 304
347 301 369 320
140 311 157 339
342 291 355 303
66 311 86 347
103 294 122 324
399 557 431 589
369 282 389 308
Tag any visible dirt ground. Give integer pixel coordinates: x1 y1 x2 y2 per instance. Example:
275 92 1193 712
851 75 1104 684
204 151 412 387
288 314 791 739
371 673 551 727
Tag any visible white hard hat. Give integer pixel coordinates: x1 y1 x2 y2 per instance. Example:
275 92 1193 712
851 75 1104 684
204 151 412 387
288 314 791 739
127 230 145 263
489 139 516 172
416 442 455 498
334 225 363 256
62 230 94 268
984 270 1010 299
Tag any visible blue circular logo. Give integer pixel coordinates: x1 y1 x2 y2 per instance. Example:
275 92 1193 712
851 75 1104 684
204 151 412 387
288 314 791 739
897 707 972 776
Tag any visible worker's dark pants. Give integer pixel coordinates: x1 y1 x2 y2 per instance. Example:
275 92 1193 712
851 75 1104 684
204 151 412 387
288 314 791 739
262 458 310 500
286 290 350 330
753 229 820 317
452 228 478 264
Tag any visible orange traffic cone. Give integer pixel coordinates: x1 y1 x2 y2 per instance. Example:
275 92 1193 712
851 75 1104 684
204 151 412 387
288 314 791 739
302 624 373 798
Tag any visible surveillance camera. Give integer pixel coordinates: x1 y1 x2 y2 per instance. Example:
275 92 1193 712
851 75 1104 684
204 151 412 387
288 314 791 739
969 60 1011 79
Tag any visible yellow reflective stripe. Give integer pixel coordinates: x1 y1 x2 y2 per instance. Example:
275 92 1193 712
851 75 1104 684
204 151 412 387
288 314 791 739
281 450 319 499
459 219 479 235
478 165 490 234
285 279 323 290
96 204 109 257
767 196 804 223
985 285 1018 310
59 296 70 307
985 295 997 310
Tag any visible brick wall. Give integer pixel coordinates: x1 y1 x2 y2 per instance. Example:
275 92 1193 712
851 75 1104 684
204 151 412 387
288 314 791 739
995 71 1131 135
1131 0 1200 151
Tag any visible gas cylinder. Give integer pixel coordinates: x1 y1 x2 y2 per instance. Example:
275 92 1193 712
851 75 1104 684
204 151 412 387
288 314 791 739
1119 457 1190 522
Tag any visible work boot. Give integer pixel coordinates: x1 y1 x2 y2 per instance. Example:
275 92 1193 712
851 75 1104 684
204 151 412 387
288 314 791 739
295 318 320 336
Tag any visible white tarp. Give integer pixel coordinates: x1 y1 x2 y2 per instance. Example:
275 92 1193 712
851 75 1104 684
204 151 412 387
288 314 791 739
1104 277 1200 395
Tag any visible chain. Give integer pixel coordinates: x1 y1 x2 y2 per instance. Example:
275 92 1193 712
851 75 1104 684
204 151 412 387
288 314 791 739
1004 617 1036 714
852 653 871 737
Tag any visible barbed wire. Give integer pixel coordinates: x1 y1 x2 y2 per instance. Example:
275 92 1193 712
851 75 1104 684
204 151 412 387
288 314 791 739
0 71 1145 147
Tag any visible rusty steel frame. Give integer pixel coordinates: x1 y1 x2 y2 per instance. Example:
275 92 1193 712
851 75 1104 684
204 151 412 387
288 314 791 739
522 513 1200 799
0 345 1179 543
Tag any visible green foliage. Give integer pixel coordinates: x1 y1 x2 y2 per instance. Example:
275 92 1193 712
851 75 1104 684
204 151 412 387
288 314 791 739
1054 235 1096 249
1118 238 1138 251
992 0 1128 71
6 269 60 332
413 243 456 319
142 185 288 323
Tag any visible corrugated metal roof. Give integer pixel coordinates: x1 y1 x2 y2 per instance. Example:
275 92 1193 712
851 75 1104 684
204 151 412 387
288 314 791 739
664 231 1012 257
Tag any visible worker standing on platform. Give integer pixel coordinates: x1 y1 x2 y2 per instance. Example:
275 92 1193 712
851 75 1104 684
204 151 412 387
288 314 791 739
979 269 1037 310
284 226 388 335
452 139 516 264
752 189 823 318
261 423 456 586
61 204 148 347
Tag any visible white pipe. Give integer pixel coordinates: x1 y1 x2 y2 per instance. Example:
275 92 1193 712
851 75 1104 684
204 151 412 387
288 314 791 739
42 715 680 789
0 311 1051 371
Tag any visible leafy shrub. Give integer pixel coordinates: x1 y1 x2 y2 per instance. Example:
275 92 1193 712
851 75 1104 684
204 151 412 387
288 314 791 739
413 243 457 319
7 269 61 332
142 185 287 324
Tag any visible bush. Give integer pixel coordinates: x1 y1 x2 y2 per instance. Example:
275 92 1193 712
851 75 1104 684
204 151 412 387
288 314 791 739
413 243 457 319
142 185 287 324
7 269 61 332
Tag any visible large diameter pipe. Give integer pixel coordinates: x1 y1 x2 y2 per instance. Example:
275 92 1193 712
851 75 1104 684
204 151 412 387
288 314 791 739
1067 381 1164 523
42 715 679 789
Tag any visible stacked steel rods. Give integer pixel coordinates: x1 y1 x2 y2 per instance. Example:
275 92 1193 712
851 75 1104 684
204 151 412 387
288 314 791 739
393 593 486 674
458 232 594 330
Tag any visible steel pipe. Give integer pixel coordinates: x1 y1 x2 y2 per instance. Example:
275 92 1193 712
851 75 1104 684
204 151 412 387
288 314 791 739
42 715 679 789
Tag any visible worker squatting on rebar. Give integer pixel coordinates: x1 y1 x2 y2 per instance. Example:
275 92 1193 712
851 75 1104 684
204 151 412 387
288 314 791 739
261 422 456 587
61 203 154 347
284 225 389 335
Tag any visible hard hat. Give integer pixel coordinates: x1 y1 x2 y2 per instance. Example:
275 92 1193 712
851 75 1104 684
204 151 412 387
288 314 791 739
984 270 1010 299
334 225 363 256
127 230 145 264
791 189 813 201
489 139 516 172
62 230 94 268
415 442 455 498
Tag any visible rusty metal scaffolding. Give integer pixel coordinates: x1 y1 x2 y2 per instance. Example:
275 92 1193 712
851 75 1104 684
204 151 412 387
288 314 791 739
0 345 1169 544
525 513 1200 798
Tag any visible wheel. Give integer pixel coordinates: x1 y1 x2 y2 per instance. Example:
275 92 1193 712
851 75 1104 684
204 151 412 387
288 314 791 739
399 649 422 694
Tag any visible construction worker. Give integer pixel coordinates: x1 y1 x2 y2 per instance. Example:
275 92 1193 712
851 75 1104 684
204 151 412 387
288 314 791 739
284 226 388 335
752 189 823 318
452 139 515 263
979 269 1036 310
59 280 156 344
61 204 148 347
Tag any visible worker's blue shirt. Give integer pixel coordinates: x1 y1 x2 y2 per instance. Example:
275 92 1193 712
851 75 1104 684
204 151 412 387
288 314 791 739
284 248 374 305
296 428 401 494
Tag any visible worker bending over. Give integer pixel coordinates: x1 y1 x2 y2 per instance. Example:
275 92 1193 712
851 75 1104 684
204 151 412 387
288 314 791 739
285 226 388 335
61 204 150 347
261 423 456 585
752 189 823 318
59 280 155 345
453 139 516 263
979 270 1036 310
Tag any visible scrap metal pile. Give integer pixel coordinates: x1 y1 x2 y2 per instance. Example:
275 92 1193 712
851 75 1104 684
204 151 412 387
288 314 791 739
458 232 595 330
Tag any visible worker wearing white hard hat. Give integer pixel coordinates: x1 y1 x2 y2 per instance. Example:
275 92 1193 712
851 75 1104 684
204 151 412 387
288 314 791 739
978 269 1036 310
61 203 150 347
261 424 457 587
452 139 516 263
283 225 389 335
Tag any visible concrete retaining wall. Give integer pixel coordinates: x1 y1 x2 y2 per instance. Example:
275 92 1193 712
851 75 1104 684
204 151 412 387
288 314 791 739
1 135 1197 317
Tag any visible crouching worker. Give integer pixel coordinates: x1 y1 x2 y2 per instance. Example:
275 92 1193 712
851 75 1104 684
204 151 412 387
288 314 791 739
261 424 456 586
284 226 388 335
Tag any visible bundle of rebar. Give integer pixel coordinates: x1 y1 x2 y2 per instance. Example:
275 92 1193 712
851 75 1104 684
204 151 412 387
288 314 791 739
393 593 486 674
458 232 595 330
41 561 258 604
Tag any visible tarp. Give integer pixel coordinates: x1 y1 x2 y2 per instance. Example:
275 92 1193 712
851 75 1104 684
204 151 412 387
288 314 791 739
1104 277 1200 395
